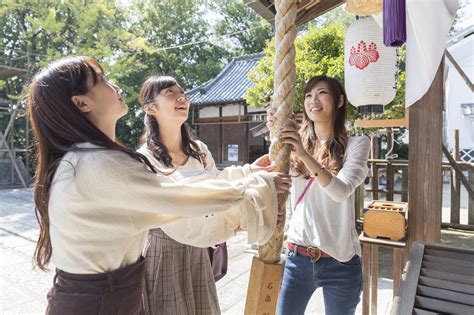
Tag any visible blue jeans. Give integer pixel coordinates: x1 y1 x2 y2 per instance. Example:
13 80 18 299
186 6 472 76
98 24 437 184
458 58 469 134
277 249 363 315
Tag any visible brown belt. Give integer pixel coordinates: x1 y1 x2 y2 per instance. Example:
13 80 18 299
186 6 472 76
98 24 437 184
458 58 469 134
287 242 331 262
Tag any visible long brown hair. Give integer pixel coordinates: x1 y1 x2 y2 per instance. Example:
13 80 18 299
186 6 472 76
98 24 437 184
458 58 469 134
293 75 348 178
139 76 206 168
27 56 155 270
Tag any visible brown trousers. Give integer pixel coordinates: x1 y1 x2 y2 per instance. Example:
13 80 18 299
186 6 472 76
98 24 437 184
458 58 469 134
46 257 145 315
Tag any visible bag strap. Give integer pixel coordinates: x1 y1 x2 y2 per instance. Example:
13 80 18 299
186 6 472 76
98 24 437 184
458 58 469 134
294 177 314 211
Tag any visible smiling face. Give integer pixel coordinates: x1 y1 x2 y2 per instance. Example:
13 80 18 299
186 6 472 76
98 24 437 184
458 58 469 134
304 81 337 124
146 84 189 126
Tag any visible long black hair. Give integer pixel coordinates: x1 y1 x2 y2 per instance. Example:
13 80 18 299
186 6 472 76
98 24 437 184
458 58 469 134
139 76 206 168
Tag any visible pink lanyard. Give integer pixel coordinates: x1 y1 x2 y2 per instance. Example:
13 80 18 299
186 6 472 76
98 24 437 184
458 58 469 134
294 177 314 210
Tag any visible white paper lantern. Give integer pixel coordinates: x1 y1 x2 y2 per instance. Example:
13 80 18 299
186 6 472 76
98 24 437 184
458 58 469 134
344 16 398 111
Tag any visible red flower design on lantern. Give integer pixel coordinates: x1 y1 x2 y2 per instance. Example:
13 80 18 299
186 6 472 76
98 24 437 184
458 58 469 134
349 40 380 70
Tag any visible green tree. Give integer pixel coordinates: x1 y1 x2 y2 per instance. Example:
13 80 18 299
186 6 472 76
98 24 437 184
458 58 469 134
245 21 406 128
115 0 231 147
310 6 356 29
0 0 231 148
0 0 134 165
212 0 273 55
245 23 349 113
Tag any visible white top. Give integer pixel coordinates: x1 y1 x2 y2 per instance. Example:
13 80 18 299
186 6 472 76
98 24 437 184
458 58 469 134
137 141 267 248
286 136 370 262
49 142 277 274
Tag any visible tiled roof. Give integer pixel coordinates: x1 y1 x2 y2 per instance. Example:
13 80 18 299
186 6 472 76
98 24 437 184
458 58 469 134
187 52 263 106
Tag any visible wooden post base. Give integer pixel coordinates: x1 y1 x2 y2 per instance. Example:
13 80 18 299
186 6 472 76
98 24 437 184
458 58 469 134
244 256 284 315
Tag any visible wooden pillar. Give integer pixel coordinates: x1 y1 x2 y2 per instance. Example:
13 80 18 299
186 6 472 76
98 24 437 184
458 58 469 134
362 244 371 315
401 167 408 202
450 129 460 224
386 129 394 201
370 246 378 315
392 248 405 297
219 106 224 163
355 184 365 223
407 61 444 246
469 168 474 225
387 162 395 201
371 135 379 200
244 104 249 163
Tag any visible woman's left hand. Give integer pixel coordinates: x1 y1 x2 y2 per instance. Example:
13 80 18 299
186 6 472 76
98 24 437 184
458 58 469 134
251 154 275 172
280 125 306 158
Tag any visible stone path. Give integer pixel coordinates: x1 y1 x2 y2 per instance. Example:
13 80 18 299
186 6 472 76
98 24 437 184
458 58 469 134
1 188 472 314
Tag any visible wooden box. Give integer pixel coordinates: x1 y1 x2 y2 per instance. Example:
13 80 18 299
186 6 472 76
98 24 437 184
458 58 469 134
363 201 407 241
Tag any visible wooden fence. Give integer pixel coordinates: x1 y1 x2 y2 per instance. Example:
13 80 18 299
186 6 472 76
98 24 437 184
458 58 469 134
356 158 474 231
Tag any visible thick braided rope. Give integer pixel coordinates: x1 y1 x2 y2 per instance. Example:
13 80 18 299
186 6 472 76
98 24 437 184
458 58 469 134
258 0 296 263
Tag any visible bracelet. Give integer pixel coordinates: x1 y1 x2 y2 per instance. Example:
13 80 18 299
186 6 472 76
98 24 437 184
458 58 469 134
313 164 326 177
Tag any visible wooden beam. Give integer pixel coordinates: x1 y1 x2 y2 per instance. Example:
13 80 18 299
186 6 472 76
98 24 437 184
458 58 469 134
295 0 345 26
470 169 474 225
391 242 426 315
446 50 474 92
450 129 461 224
442 144 474 200
245 0 345 27
407 61 444 246
355 109 409 128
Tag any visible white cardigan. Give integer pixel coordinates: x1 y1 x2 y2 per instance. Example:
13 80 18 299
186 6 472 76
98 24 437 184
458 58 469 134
137 141 268 248
49 142 277 274
286 136 370 262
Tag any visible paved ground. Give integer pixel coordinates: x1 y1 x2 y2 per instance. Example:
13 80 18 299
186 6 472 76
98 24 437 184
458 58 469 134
1 188 473 314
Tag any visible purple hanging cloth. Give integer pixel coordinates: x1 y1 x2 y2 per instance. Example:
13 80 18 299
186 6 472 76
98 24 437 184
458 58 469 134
383 0 407 47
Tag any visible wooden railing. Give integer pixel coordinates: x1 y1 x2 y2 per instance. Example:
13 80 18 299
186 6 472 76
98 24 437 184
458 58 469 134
357 159 474 231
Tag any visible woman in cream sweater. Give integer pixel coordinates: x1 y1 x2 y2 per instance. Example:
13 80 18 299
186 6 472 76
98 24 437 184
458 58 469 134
27 56 290 314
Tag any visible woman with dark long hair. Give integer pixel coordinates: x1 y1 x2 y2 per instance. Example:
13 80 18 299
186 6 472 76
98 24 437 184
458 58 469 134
27 56 290 314
137 76 276 315
268 75 370 315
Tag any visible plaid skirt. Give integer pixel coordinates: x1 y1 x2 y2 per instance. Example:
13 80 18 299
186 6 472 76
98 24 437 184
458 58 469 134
142 228 220 315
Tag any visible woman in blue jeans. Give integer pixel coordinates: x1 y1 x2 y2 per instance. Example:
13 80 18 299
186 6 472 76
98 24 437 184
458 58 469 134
268 75 370 315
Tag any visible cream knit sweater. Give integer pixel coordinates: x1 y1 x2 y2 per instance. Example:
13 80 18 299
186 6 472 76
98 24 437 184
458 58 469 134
49 142 277 274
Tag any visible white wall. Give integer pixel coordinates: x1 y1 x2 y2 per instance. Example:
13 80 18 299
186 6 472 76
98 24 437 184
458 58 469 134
222 104 242 116
247 105 266 113
198 103 244 117
199 106 219 118
445 32 474 152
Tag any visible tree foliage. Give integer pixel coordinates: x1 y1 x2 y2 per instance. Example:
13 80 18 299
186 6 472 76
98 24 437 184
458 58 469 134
0 0 271 149
245 23 350 113
245 20 407 128
211 0 273 56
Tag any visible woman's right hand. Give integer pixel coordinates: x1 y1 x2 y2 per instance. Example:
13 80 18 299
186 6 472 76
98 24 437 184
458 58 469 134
269 172 292 193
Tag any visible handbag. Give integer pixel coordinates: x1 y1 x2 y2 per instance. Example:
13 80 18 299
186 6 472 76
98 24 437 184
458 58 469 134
207 242 228 282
